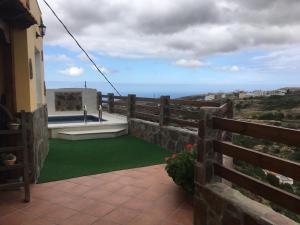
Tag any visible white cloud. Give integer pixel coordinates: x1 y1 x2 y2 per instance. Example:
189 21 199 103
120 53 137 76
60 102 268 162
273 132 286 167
215 65 241 72
77 52 97 61
44 54 72 62
175 59 206 68
59 66 84 76
92 65 118 75
40 0 300 59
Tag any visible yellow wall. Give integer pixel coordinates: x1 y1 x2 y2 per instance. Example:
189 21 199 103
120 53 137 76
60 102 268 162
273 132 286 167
12 0 45 112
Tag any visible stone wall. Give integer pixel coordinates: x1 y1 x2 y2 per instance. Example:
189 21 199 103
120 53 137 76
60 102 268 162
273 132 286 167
194 182 298 225
55 92 82 111
24 105 48 182
128 118 197 152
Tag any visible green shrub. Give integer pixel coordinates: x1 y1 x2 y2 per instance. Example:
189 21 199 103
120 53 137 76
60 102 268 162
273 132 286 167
255 111 284 121
165 144 197 194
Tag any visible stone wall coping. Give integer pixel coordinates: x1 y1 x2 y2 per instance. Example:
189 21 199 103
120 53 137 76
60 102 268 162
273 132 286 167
130 118 198 135
205 183 298 225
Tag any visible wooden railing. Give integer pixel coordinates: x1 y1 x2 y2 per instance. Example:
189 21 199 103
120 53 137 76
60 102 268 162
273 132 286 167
200 116 300 214
98 92 221 127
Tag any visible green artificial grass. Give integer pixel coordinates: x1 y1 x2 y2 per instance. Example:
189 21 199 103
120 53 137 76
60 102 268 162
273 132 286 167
38 135 170 183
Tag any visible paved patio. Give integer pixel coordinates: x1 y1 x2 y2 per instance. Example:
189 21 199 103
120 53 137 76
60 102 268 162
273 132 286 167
0 165 193 225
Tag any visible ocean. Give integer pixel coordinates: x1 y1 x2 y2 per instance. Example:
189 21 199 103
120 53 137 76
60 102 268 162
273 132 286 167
46 81 286 99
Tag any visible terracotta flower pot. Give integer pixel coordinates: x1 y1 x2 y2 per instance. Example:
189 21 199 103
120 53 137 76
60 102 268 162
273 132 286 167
4 158 16 166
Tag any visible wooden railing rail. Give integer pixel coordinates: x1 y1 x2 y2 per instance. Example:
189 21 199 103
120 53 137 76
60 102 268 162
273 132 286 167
169 108 200 120
169 99 220 107
198 116 300 215
134 112 159 122
212 117 300 147
214 163 300 214
169 118 198 128
98 92 228 129
213 140 300 181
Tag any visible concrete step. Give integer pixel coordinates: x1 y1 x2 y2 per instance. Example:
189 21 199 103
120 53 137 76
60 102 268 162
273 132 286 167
49 123 128 139
57 128 127 140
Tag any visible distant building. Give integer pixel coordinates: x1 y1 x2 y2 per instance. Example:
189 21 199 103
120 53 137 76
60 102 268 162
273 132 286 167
263 170 294 185
204 94 215 101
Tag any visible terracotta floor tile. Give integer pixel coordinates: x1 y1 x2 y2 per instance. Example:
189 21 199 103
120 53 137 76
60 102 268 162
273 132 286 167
58 212 98 225
121 198 154 212
83 189 112 200
0 211 37 225
51 181 79 192
102 194 132 206
43 205 78 223
83 202 116 217
167 208 193 225
135 190 166 201
21 200 59 217
115 186 144 197
60 197 98 211
62 184 92 196
23 217 57 225
0 204 17 217
102 208 140 225
100 182 124 192
92 218 120 225
117 177 138 185
129 214 163 225
0 165 193 225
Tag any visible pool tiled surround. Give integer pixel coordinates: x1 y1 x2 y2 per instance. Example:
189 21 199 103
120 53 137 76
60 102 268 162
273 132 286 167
0 165 193 225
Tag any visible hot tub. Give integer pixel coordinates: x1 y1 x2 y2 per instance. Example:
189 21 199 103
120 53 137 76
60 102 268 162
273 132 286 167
48 115 105 124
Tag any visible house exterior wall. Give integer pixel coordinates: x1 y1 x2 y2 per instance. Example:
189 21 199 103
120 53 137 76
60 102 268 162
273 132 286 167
13 0 45 113
3 0 48 182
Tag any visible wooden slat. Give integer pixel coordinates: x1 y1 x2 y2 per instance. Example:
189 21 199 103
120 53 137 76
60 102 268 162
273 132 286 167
0 163 24 172
0 182 24 190
0 130 21 135
135 104 159 111
114 108 127 115
134 112 159 122
212 117 300 147
102 100 109 104
169 118 198 128
169 108 200 119
114 96 128 100
135 97 160 103
213 141 300 181
170 99 220 107
114 101 127 106
214 163 300 214
0 146 24 153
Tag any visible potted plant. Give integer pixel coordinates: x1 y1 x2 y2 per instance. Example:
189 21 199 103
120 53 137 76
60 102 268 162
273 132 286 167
165 144 197 195
1 153 17 166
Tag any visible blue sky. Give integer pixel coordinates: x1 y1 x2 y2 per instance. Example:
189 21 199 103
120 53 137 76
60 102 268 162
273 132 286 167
41 0 300 96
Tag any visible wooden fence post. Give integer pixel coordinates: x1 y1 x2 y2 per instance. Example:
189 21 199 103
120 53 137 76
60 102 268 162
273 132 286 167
108 93 114 113
97 92 102 108
127 94 136 119
194 107 222 225
159 95 170 126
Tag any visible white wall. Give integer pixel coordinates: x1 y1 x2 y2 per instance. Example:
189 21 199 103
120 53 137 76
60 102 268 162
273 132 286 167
47 88 98 115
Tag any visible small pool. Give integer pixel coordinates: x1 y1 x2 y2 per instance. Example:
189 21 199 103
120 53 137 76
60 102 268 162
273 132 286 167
48 115 105 124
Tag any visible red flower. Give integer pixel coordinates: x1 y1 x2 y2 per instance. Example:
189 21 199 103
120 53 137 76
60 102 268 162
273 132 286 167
164 157 170 162
185 144 193 151
172 153 177 159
